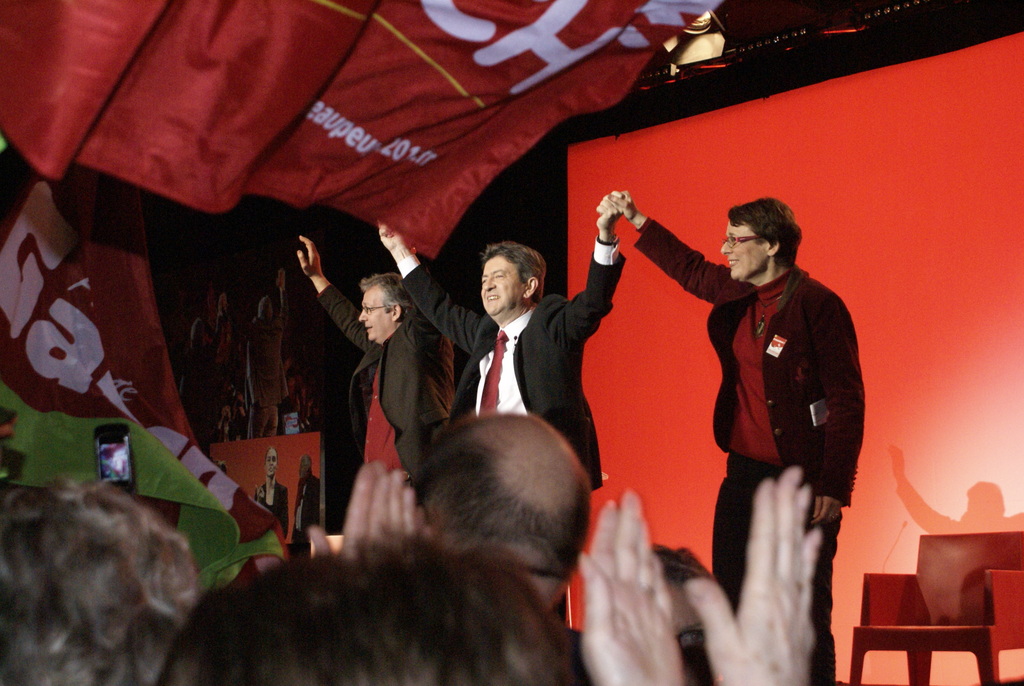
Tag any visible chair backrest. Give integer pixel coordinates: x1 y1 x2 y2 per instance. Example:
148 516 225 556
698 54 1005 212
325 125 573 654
916 531 1024 625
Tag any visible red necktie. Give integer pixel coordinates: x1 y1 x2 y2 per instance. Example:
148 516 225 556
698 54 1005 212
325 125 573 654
479 330 508 412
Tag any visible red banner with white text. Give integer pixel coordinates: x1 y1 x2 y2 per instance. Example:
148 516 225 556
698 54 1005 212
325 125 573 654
0 169 285 587
0 0 717 256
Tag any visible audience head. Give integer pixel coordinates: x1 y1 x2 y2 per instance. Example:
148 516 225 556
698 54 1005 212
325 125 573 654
654 545 715 686
0 479 199 686
415 414 589 606
727 197 802 268
158 538 568 686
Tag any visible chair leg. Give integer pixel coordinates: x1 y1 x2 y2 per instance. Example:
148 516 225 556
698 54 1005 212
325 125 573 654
907 651 932 686
848 646 866 686
974 647 998 685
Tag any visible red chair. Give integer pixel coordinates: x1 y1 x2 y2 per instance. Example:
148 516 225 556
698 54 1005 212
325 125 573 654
850 531 1024 686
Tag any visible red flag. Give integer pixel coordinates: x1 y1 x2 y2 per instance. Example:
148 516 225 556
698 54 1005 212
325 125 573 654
0 0 375 187
0 169 285 586
245 0 719 255
0 0 718 256
0 0 168 176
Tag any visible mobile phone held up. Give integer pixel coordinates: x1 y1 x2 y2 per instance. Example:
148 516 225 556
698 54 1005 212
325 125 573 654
94 423 135 492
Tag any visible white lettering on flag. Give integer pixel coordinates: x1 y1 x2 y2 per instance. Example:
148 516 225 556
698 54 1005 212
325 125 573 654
473 0 619 95
421 0 497 41
419 0 718 94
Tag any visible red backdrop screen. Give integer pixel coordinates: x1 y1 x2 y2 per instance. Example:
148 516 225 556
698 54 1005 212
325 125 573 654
569 31 1024 685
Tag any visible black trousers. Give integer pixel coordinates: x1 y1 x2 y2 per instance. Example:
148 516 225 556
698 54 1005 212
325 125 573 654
711 451 841 686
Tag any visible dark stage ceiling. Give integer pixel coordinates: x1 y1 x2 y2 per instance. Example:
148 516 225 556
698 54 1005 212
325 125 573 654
567 0 1024 141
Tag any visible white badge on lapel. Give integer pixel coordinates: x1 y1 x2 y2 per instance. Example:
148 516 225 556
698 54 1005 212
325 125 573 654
766 334 787 358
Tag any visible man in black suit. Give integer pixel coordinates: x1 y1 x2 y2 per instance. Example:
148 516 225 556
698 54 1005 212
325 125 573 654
291 453 320 545
297 236 454 479
379 206 624 490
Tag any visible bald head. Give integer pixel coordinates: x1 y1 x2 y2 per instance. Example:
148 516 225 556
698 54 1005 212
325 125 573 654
415 415 590 605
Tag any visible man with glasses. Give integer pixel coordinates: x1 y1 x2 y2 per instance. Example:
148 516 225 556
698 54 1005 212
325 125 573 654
598 191 864 686
297 236 453 478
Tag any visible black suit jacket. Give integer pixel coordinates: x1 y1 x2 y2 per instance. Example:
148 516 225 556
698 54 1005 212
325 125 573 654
403 256 624 489
318 285 454 478
255 481 288 534
292 474 321 538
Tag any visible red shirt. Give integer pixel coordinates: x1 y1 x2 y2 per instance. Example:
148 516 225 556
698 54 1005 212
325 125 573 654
364 341 402 472
728 270 790 465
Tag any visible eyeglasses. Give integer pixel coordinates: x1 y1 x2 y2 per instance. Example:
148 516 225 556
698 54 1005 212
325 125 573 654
361 304 390 314
722 235 762 248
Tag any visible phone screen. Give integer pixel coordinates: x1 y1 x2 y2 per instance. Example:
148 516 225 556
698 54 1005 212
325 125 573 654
95 424 134 488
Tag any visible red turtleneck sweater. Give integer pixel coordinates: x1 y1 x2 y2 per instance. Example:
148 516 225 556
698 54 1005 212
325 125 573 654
728 270 790 465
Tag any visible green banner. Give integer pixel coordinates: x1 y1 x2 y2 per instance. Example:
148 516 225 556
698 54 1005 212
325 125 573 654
1 380 282 588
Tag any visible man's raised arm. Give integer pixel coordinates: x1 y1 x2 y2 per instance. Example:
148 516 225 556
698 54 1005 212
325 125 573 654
296 235 331 294
379 223 417 269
